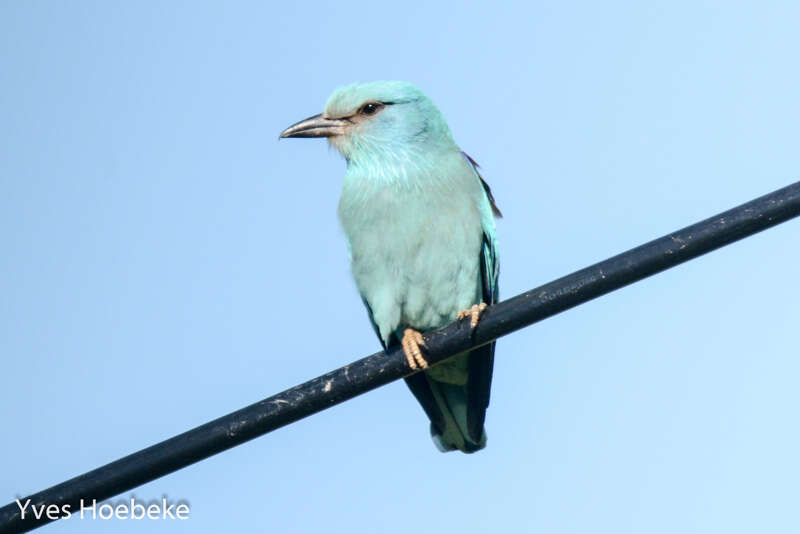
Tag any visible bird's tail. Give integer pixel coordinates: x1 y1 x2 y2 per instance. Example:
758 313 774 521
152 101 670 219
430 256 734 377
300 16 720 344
427 379 487 453
404 344 494 453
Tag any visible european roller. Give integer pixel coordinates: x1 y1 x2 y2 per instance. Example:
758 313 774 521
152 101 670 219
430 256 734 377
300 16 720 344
280 81 501 453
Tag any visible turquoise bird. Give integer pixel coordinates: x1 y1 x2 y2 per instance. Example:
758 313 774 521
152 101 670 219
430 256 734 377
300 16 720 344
280 81 501 453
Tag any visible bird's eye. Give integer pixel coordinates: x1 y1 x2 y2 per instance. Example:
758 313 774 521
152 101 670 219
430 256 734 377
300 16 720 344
360 102 382 116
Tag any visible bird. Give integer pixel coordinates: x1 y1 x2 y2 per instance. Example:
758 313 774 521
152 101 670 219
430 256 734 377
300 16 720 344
280 81 501 453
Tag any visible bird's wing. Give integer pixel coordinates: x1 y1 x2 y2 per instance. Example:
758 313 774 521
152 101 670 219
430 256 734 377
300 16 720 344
403 153 500 452
464 152 500 442
360 297 387 350
358 152 500 452
463 229 499 440
463 151 502 218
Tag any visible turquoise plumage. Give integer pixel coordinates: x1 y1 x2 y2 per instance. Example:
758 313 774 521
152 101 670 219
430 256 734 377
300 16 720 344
281 81 500 453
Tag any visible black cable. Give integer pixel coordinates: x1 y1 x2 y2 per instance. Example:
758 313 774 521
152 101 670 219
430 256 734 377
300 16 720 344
2 180 799 533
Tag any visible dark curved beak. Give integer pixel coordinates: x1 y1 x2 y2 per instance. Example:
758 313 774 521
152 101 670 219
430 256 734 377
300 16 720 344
279 113 349 139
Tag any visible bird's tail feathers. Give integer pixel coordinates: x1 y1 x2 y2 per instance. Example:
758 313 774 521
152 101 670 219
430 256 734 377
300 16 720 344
403 344 493 453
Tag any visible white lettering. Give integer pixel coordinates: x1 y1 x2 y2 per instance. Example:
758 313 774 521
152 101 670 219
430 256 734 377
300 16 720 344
80 498 96 519
98 504 114 520
130 498 146 520
161 497 175 519
15 499 30 519
175 503 189 519
45 504 60 521
30 502 45 520
14 495 190 521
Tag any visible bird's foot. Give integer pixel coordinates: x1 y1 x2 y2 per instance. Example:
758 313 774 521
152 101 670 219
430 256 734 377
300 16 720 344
402 328 428 371
457 302 488 330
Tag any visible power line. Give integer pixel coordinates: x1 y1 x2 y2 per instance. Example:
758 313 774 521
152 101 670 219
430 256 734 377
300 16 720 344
2 180 799 533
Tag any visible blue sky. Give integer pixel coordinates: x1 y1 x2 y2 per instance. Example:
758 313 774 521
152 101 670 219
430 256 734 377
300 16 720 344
2 1 799 532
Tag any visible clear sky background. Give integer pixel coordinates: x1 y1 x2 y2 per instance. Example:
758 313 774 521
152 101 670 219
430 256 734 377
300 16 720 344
2 1 799 532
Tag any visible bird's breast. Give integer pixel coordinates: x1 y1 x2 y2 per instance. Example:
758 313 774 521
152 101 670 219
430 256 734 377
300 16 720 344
338 175 483 343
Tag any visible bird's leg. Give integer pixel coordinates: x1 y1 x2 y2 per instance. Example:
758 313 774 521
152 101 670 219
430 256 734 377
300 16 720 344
457 302 488 330
402 328 429 371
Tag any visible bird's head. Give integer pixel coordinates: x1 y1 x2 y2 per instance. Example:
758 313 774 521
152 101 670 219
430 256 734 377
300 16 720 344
280 81 456 165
